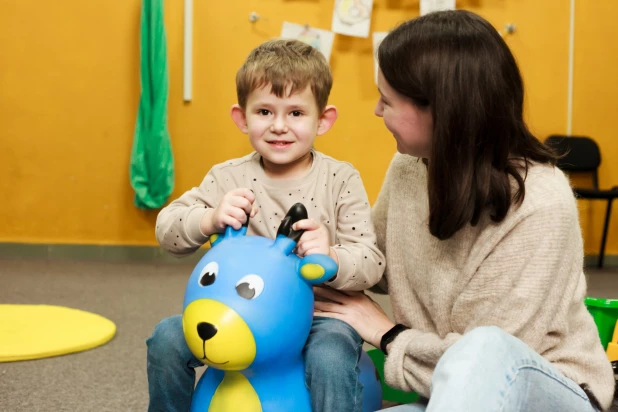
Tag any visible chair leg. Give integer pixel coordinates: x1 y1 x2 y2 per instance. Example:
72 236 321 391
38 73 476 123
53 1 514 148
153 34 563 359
598 199 614 269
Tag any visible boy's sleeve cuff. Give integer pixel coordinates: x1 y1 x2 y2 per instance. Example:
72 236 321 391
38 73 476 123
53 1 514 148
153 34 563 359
187 207 211 245
325 247 353 289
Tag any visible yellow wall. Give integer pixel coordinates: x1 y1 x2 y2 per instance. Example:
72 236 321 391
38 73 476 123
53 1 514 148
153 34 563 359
0 0 616 254
571 1 618 255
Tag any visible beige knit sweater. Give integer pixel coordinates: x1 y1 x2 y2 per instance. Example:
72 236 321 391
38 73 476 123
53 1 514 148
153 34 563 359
373 154 614 409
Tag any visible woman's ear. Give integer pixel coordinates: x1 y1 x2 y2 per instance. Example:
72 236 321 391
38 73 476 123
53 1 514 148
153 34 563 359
317 105 338 136
230 104 248 134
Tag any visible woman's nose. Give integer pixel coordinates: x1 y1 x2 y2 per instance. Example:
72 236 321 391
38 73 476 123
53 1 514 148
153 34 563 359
374 101 383 117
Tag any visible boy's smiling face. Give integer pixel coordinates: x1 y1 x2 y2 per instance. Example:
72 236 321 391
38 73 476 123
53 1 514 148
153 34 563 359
231 84 337 179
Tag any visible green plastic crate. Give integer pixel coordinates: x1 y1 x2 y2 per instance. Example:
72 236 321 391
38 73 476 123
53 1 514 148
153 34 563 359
366 348 420 404
584 296 618 350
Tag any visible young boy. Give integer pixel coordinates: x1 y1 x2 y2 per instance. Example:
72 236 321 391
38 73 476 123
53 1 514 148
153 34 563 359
147 39 384 412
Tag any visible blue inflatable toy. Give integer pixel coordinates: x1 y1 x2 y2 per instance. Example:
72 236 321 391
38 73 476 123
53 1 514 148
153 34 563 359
183 203 382 411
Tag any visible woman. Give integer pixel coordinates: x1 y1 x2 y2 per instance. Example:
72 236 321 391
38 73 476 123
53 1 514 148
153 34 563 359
313 10 614 411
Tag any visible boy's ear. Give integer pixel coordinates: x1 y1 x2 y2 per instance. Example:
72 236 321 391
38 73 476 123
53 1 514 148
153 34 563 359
230 104 248 134
317 105 338 136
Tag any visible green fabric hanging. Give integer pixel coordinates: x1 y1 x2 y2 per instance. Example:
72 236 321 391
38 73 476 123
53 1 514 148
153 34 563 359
130 0 174 209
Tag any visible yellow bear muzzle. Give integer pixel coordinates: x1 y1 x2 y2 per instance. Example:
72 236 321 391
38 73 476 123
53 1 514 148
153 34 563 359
183 299 256 370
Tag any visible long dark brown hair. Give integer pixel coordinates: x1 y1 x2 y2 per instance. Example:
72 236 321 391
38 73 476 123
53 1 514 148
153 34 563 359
378 10 556 240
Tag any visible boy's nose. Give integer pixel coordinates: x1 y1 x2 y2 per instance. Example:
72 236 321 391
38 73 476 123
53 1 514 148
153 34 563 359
270 118 289 134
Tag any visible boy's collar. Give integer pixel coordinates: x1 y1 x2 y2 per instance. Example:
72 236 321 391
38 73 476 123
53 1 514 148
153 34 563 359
251 149 320 188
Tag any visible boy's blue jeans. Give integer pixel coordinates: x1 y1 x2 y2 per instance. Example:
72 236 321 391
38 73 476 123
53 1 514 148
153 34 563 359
382 326 601 412
146 315 363 412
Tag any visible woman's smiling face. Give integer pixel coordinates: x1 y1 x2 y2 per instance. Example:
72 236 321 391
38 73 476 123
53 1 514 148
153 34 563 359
374 70 434 158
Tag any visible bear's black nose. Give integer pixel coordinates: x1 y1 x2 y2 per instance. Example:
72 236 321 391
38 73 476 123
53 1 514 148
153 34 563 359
197 322 218 341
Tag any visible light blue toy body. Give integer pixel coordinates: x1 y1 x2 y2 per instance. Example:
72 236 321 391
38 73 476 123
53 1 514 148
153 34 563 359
182 204 382 412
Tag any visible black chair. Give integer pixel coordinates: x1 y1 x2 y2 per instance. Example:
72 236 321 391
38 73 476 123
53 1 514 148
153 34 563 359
545 135 618 268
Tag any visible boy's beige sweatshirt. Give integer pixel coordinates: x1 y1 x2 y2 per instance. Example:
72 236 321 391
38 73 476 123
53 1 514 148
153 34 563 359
156 150 384 290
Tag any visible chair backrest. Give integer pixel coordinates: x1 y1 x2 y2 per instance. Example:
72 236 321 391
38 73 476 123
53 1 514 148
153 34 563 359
545 135 601 172
545 135 601 189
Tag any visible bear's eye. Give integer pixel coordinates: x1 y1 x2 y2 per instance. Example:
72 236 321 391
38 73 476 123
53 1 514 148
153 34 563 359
198 262 218 287
235 274 264 300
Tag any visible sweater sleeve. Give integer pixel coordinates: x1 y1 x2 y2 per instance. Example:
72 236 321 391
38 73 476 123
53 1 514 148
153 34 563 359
326 168 385 291
155 168 225 257
384 198 585 397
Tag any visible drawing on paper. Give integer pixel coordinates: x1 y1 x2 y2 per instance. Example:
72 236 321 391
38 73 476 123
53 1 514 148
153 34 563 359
296 27 321 50
336 0 371 25
331 0 373 38
372 32 388 85
420 0 456 16
281 22 335 63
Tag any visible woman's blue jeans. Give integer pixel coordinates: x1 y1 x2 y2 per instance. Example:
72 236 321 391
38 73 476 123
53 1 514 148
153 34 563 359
146 315 364 412
382 326 602 412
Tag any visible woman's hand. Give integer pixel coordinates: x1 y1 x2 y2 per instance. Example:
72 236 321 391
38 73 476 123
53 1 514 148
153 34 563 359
313 287 395 349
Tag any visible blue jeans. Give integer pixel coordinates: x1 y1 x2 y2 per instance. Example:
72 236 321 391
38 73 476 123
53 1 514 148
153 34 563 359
304 316 364 412
382 326 600 412
146 315 363 412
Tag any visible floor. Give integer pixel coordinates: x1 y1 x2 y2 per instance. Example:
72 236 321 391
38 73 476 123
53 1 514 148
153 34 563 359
1 257 617 411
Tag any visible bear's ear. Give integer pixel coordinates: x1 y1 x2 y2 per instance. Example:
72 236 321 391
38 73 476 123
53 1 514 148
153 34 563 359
298 254 338 285
209 233 223 247
276 203 308 243
209 222 249 248
273 203 309 255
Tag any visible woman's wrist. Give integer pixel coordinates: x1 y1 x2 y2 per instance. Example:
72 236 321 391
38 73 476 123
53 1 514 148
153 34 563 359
371 323 396 349
379 324 410 355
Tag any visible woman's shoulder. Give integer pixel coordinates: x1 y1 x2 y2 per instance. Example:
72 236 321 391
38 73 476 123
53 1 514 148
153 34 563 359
514 162 578 220
473 163 581 264
385 153 427 182
390 152 423 168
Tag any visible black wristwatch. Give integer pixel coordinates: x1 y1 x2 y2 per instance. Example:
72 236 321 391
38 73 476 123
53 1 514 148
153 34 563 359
380 324 409 355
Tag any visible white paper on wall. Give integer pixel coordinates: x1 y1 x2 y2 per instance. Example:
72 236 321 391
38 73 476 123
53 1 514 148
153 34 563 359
331 0 374 38
281 22 336 63
420 0 455 16
372 32 388 85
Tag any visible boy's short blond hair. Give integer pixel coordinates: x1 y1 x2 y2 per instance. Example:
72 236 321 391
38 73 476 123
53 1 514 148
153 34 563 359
236 39 333 112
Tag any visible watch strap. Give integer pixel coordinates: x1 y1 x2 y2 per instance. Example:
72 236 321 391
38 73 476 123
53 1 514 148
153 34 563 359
380 324 409 355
